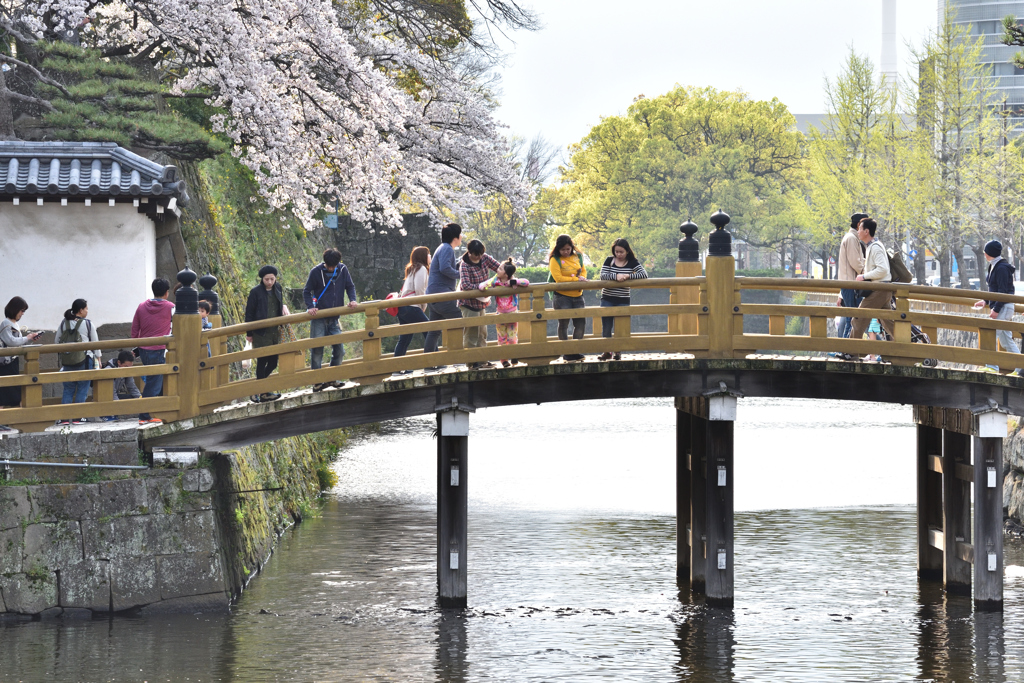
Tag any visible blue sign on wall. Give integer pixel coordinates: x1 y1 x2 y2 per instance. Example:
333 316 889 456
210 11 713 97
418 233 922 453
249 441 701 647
324 215 338 229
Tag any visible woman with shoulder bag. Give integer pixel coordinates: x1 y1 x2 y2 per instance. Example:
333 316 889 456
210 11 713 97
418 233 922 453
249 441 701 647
392 247 431 375
0 297 43 411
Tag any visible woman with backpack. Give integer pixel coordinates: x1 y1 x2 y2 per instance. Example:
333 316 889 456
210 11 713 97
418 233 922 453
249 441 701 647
548 234 588 362
0 296 43 409
245 265 289 402
597 238 648 361
56 299 101 424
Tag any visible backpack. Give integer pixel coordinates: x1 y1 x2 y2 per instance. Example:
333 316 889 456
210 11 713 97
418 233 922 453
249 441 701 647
886 246 913 284
57 318 88 367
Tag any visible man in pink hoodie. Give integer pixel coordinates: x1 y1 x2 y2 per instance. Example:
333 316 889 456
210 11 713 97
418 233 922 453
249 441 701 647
131 278 174 423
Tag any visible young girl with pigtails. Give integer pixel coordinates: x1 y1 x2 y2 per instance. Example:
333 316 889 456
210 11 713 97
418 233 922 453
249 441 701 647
478 258 529 367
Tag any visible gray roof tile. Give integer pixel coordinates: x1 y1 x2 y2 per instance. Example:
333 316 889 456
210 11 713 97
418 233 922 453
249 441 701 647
0 141 189 206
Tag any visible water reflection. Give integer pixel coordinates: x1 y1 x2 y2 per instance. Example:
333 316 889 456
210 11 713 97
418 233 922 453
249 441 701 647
674 605 735 682
435 610 469 683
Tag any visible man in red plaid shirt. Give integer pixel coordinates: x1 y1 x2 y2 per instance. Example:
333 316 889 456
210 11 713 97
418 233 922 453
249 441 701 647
459 239 501 369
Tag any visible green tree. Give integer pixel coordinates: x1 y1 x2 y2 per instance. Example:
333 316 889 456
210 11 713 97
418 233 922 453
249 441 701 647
552 86 804 268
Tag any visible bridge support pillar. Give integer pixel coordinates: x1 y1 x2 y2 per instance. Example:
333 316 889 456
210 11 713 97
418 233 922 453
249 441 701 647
917 424 944 581
676 406 692 582
689 413 707 594
974 416 1005 611
437 404 472 609
704 392 735 608
942 430 972 595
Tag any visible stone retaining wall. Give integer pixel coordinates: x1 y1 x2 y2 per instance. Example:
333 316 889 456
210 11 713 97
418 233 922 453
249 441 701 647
0 426 338 618
0 470 225 618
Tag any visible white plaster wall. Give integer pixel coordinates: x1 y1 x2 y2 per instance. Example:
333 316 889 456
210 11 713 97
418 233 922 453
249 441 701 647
0 203 156 329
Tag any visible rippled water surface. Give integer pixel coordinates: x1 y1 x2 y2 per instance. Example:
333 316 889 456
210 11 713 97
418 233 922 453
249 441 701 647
3 397 1024 681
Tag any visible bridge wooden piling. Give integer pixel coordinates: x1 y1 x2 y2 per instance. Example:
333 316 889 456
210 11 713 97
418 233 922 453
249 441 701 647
676 405 692 582
974 433 1004 611
917 424 944 581
690 412 708 594
437 407 470 608
942 430 972 595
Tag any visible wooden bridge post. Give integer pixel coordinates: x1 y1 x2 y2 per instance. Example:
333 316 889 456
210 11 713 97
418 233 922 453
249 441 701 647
672 220 701 336
917 424 943 581
690 411 708 594
704 387 737 608
942 430 972 595
172 269 202 421
437 401 472 608
676 399 692 582
973 407 1007 611
705 211 735 359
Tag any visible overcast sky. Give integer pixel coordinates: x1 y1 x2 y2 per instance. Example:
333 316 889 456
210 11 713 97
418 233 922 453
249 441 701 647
494 0 939 154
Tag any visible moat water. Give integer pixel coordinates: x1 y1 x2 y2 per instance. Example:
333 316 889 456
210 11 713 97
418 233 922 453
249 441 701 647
3 397 1024 681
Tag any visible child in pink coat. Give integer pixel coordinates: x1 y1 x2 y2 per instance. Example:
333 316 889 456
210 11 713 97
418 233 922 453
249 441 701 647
478 258 529 367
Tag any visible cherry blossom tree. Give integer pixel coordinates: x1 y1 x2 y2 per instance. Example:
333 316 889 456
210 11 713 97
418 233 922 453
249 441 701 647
0 0 533 229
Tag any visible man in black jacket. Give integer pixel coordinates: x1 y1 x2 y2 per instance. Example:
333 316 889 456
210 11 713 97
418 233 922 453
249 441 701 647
973 240 1021 374
303 249 358 388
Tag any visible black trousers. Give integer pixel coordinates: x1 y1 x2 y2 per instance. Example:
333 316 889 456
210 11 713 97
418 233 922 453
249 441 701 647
257 355 279 380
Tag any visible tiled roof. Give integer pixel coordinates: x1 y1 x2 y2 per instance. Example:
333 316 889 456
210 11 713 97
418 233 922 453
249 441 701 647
0 141 189 206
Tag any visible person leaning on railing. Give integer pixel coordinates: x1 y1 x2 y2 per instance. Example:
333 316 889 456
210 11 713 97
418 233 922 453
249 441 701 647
597 238 648 361
850 218 895 353
458 239 501 370
423 223 464 368
0 296 43 414
973 240 1022 376
548 234 588 362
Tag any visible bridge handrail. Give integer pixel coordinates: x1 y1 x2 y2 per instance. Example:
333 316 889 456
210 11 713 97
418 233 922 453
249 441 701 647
0 335 173 359
200 277 709 341
740 277 1024 305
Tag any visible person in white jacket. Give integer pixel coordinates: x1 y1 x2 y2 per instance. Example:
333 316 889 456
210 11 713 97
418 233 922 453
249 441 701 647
850 219 896 345
56 298 102 424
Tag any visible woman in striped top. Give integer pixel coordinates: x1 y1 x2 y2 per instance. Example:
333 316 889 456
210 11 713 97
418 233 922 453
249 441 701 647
598 238 648 361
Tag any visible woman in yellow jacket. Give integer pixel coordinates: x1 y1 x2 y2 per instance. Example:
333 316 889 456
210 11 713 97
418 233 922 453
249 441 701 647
548 234 588 362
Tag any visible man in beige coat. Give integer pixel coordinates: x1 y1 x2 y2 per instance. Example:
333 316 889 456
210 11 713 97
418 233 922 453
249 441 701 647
837 213 867 339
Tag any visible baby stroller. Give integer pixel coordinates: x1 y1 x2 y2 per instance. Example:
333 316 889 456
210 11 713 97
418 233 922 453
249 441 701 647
876 295 939 367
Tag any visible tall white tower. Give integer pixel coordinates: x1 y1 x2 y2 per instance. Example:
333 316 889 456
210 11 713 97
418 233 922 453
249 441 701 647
882 0 898 83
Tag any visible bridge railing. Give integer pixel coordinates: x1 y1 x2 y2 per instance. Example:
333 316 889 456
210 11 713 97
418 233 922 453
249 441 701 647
3 239 1024 431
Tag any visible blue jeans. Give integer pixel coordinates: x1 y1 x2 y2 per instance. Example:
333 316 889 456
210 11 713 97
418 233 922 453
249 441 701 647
424 299 462 354
838 288 862 339
992 304 1021 373
61 357 94 405
395 305 429 357
310 316 343 369
600 297 630 337
139 348 165 420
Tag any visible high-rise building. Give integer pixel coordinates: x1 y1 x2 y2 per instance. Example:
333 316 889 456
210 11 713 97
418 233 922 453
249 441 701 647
942 1 1024 117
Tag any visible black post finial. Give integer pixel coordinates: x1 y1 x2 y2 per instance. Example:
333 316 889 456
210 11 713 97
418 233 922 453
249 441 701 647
678 219 700 262
707 210 732 257
176 268 199 314
198 274 220 316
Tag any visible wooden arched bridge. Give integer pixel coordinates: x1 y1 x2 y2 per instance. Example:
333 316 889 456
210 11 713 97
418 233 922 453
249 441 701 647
2 221 1022 611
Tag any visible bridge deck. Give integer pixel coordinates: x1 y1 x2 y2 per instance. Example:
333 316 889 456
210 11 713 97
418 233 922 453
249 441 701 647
141 355 1024 450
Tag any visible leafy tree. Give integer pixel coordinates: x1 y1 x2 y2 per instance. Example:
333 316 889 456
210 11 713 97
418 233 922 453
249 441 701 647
552 86 804 268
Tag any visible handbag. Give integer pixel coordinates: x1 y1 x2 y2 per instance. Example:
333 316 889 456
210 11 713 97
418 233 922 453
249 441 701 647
385 292 400 317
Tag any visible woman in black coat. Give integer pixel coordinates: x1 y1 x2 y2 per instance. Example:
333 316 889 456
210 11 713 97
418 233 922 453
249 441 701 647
245 265 289 401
